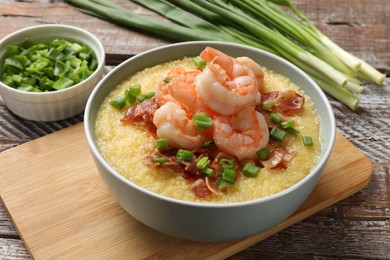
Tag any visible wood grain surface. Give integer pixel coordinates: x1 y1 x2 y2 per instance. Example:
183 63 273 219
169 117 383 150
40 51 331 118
0 124 372 259
0 0 389 259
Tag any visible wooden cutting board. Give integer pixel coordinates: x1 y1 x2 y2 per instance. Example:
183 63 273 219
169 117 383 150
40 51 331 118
0 123 372 259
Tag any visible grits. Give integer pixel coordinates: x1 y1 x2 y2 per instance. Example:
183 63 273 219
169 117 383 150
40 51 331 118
95 57 321 203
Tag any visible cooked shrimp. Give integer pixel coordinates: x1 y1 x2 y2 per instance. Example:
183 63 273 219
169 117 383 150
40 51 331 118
153 102 211 149
195 47 258 115
155 67 201 113
213 107 269 160
236 57 265 93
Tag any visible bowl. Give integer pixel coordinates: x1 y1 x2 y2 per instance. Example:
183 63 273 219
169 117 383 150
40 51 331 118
84 41 336 241
0 24 105 121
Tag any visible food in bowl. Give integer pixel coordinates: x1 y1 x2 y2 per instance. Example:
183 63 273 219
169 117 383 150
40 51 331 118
0 24 105 121
1 38 98 92
95 46 321 203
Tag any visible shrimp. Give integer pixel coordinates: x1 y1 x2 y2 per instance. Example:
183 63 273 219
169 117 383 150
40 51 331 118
153 102 211 149
195 47 258 115
236 57 265 93
236 57 265 105
155 67 201 113
213 107 269 160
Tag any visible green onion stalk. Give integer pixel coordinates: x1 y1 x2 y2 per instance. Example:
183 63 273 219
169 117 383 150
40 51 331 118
65 0 385 111
66 0 240 43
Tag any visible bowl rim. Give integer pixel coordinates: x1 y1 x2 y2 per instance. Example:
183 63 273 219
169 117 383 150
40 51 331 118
0 24 105 97
85 41 336 208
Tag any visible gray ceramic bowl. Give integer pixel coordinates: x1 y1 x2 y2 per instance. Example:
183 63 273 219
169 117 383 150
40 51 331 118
84 41 336 241
0 24 105 121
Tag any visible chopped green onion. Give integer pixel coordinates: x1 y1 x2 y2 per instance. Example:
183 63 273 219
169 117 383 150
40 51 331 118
217 177 231 189
129 84 142 96
124 84 142 104
193 113 213 131
202 167 215 177
256 148 269 160
270 113 282 124
281 119 295 128
263 101 275 111
192 56 207 69
155 138 168 149
52 77 74 90
285 127 300 136
124 89 137 105
1 38 97 92
196 156 210 170
109 96 127 110
163 77 171 83
176 149 193 162
270 126 287 142
222 168 236 184
219 158 234 169
201 140 215 148
302 136 314 146
242 163 260 177
4 58 24 71
153 157 168 164
138 91 155 102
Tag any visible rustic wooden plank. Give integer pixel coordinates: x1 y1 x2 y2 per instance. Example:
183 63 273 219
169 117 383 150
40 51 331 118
0 0 169 60
0 0 388 69
0 238 30 260
0 0 389 259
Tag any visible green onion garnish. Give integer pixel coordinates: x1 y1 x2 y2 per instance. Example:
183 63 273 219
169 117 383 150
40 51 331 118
196 156 210 170
52 77 74 90
1 38 97 92
153 157 168 164
281 119 295 128
163 77 171 83
176 149 193 162
201 140 215 148
217 177 231 189
256 148 269 160
270 126 287 142
242 163 260 178
219 158 234 169
202 167 215 177
221 168 236 184
124 89 137 105
129 84 142 96
303 136 314 146
270 113 282 124
285 127 301 136
192 56 206 69
109 96 126 110
138 91 155 102
263 101 275 111
193 113 213 131
155 138 168 149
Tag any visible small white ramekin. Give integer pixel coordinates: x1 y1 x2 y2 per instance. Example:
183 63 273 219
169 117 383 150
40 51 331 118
0 24 105 121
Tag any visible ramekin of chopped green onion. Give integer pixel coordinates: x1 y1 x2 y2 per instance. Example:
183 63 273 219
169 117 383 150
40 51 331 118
0 24 105 121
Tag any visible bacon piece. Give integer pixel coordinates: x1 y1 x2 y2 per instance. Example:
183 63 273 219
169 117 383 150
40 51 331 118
258 90 304 115
192 179 211 198
205 177 226 196
274 90 305 114
283 147 297 162
181 160 203 181
262 148 285 169
260 91 279 106
262 146 297 169
121 99 158 125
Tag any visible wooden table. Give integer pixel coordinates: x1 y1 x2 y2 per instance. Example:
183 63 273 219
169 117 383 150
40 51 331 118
0 0 389 259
